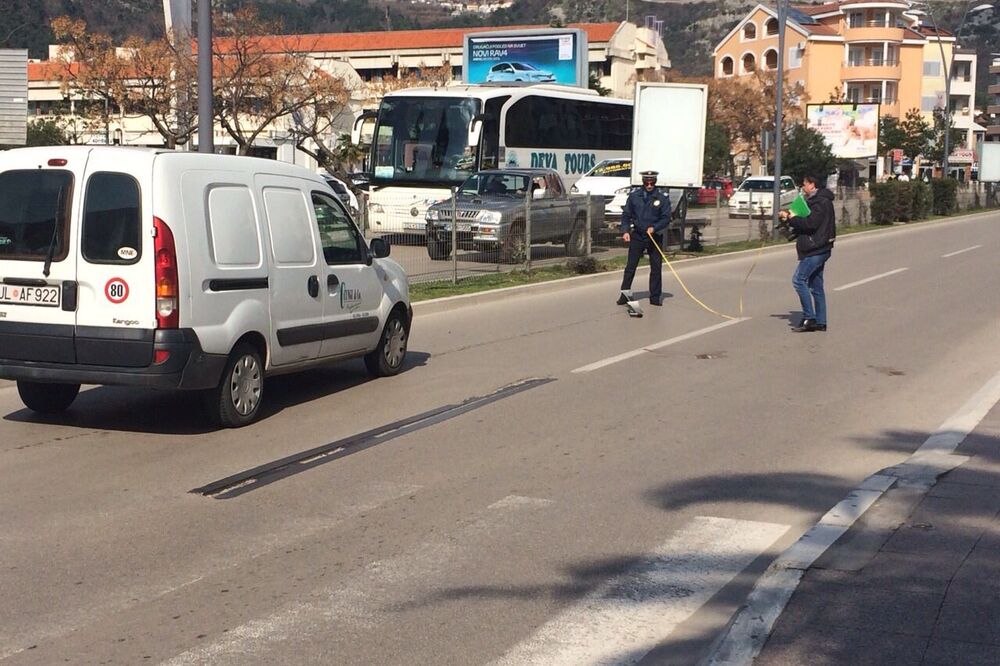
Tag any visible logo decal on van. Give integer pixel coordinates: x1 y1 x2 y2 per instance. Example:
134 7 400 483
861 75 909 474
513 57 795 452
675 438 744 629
340 285 363 312
117 247 138 260
0 236 11 246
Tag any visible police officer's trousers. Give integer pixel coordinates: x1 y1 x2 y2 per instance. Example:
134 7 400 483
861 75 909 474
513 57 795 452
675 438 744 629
620 233 663 302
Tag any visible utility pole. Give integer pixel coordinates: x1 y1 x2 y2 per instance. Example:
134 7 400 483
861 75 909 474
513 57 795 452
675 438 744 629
197 0 213 153
771 0 788 234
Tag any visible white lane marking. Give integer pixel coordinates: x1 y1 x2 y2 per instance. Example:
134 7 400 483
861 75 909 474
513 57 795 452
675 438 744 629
491 516 788 666
941 244 982 258
708 366 1000 665
158 494 555 666
571 319 747 374
833 267 908 292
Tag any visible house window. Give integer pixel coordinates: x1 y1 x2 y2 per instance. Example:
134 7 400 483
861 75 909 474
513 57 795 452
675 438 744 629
743 23 757 41
923 61 941 76
765 18 779 36
848 12 864 28
720 56 735 76
764 49 778 70
921 95 940 111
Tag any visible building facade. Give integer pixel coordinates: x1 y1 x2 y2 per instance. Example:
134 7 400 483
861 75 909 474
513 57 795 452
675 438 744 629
988 53 1000 143
24 21 671 167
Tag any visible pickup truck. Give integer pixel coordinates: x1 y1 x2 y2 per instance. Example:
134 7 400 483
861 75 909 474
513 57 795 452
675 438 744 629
424 168 605 262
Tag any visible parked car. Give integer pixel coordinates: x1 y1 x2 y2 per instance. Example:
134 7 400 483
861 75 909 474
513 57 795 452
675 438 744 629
571 158 688 229
485 62 556 83
728 176 798 218
347 171 370 190
424 168 604 262
0 146 411 427
323 175 359 215
691 177 734 205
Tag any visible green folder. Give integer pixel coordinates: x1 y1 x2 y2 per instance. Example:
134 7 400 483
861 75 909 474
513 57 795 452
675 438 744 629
788 194 811 218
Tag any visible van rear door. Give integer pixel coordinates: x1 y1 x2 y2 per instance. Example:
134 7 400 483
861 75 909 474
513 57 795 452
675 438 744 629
73 151 156 367
0 156 80 363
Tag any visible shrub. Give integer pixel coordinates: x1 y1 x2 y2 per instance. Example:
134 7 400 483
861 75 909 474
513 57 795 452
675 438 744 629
931 178 958 216
567 255 600 274
909 180 932 220
869 181 912 224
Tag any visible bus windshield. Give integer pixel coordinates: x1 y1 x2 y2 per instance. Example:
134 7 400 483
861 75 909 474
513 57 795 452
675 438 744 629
371 96 480 187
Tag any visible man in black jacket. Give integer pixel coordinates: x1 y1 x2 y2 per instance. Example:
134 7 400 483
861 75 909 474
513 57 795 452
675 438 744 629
617 170 672 306
779 173 835 332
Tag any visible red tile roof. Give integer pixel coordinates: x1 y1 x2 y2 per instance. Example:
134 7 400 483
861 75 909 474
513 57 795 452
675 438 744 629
792 3 841 16
28 61 78 81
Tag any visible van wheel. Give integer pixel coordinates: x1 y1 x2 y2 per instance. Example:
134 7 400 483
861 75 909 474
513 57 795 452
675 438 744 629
565 216 587 256
17 381 80 414
364 311 408 377
211 344 264 428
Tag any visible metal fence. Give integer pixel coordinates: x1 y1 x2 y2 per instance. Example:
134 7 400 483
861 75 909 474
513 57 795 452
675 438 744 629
358 182 999 286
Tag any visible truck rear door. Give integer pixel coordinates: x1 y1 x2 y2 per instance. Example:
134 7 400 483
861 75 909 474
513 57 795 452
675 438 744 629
0 155 81 363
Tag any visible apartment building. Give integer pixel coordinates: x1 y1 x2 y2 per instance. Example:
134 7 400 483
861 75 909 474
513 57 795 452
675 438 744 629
23 21 670 165
988 53 1000 142
712 1 983 176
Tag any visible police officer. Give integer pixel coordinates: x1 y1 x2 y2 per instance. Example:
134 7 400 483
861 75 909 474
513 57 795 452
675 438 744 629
617 170 671 306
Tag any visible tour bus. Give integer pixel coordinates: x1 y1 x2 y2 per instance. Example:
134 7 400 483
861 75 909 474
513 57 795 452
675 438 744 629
353 84 633 235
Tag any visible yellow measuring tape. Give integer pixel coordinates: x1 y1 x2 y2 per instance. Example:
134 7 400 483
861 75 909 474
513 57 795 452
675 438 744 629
645 229 766 321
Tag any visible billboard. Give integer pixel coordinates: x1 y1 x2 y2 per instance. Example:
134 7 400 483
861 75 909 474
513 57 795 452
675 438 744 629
463 29 587 88
631 83 708 188
806 103 880 159
981 143 1000 183
0 50 27 146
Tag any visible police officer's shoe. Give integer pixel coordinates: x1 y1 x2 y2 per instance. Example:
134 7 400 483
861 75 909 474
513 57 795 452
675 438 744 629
792 319 818 332
616 294 629 306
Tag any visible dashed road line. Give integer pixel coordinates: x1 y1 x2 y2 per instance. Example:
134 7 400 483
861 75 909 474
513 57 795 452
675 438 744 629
941 244 982 258
833 267 908 292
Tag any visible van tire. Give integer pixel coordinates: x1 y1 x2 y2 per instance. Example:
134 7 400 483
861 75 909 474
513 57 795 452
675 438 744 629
364 310 408 377
210 343 264 428
17 381 80 414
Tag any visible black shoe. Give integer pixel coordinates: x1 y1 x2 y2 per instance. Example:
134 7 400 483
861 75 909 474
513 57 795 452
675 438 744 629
616 294 629 306
792 319 817 332
815 324 827 331
649 299 662 306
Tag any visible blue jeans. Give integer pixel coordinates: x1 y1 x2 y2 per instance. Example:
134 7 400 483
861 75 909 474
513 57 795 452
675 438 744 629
792 250 831 325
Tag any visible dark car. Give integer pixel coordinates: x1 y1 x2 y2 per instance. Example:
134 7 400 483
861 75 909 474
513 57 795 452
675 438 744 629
691 177 734 205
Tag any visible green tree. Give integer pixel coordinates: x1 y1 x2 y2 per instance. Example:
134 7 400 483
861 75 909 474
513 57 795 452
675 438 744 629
899 108 933 162
26 118 68 146
878 115 907 155
925 107 964 166
588 71 610 97
703 122 731 177
779 125 836 182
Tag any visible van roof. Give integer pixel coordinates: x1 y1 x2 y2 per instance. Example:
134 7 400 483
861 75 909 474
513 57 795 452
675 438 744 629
0 146 326 184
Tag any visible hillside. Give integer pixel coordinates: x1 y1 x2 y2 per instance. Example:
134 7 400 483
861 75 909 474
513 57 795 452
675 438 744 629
1 0 995 102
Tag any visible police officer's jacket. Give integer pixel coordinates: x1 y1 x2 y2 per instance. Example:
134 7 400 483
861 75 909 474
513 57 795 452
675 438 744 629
620 187 671 235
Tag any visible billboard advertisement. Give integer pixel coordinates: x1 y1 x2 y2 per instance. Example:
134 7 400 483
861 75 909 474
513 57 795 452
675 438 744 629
463 29 587 88
806 103 880 159
981 143 1000 183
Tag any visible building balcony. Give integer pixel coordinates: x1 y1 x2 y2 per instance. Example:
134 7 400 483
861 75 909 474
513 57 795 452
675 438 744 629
990 83 1000 96
991 64 1000 75
842 61 901 81
843 26 905 43
950 79 975 96
986 125 1000 137
988 105 1000 115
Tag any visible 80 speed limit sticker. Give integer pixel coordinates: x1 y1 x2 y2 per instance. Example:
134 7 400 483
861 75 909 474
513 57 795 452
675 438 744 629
104 277 130 304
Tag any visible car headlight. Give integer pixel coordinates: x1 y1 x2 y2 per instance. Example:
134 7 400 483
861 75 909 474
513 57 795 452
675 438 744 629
478 210 502 224
615 186 632 195
370 203 385 214
426 209 439 221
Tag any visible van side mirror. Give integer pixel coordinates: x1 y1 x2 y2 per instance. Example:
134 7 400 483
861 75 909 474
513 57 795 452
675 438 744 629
468 114 485 148
351 110 378 146
370 237 390 259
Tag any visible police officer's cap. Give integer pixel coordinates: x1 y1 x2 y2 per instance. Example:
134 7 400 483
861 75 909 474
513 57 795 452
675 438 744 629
640 170 658 180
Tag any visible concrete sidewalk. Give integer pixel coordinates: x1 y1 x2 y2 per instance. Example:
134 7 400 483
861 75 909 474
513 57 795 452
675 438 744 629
755 402 1000 665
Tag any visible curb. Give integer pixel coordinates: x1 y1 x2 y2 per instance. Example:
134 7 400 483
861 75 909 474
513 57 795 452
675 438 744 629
412 207 1000 317
703 369 1000 665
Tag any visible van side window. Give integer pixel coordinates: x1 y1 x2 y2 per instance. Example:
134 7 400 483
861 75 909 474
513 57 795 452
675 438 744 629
312 193 364 265
82 172 141 264
263 187 315 265
0 169 73 262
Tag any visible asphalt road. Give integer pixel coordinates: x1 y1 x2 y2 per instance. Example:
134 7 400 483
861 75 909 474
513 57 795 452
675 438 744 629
2 209 1000 665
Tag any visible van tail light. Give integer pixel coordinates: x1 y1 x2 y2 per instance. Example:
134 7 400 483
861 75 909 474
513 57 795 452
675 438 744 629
153 216 179 329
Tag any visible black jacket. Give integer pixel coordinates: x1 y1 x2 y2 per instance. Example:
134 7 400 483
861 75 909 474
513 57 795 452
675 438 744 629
620 187 671 235
789 188 836 260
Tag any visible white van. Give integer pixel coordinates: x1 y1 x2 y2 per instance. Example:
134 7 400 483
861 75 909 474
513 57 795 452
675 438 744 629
0 147 411 427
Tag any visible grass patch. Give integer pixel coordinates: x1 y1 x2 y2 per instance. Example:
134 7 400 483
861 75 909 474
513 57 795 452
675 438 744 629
409 206 1000 302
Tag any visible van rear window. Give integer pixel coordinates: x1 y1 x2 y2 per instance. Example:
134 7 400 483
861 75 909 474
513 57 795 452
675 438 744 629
82 172 142 264
0 170 73 262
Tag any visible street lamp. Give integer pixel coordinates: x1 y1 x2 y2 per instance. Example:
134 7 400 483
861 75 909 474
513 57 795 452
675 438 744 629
771 0 789 235
909 2 994 179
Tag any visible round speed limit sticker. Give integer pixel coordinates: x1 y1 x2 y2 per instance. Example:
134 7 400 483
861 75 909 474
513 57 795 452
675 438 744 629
104 277 130 304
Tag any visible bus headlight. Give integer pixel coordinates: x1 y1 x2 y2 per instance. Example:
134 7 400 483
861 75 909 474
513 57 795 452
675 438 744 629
478 210 502 224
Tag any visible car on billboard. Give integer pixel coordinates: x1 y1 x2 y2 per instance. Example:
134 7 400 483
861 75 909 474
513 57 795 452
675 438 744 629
485 62 556 83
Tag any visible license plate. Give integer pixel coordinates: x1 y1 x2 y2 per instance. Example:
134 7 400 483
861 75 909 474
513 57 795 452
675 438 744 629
0 284 60 307
404 221 425 230
457 222 473 232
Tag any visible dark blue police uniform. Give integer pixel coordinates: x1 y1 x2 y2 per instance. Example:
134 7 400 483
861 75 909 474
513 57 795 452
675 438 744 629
620 176 671 304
